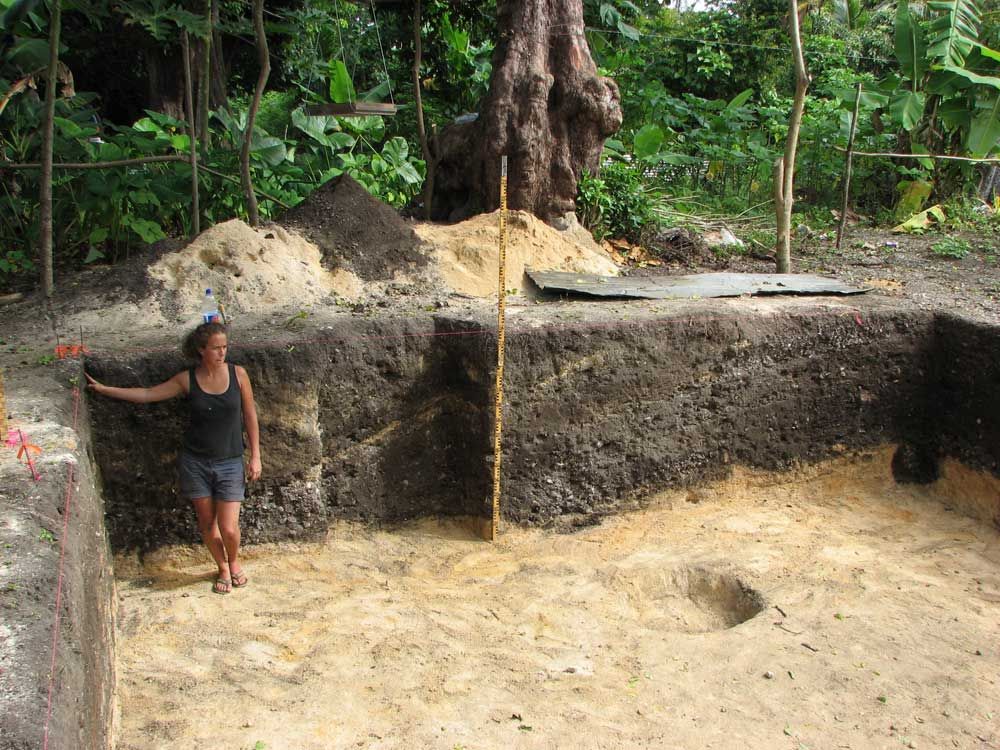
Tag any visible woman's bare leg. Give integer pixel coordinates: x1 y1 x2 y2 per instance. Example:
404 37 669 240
216 501 242 582
191 497 230 588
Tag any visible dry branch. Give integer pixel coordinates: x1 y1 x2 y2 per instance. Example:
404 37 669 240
0 155 188 169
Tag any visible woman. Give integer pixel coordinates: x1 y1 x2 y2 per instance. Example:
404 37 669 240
86 322 262 594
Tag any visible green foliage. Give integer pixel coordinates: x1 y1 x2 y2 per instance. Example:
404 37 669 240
437 12 493 113
931 236 973 257
0 72 425 285
576 161 654 242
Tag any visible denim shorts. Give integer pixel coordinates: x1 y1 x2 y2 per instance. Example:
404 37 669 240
178 450 245 501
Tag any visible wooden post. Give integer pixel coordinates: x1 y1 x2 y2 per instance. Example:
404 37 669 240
836 83 862 251
240 0 270 227
412 0 434 220
181 31 201 237
774 0 810 274
38 0 61 297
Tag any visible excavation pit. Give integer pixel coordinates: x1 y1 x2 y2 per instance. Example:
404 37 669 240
111 454 1000 750
3 296 1000 749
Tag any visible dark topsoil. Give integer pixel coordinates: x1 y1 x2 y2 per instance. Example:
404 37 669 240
279 173 427 280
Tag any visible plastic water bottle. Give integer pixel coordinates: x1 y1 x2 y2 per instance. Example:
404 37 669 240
201 288 220 324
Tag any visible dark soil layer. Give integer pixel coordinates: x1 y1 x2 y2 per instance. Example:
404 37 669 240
85 315 492 550
83 297 1000 552
280 174 427 280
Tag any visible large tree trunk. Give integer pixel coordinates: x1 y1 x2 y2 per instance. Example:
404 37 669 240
145 44 186 120
430 0 622 225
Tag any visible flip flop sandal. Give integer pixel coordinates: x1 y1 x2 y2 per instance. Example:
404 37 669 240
213 578 232 595
231 570 248 588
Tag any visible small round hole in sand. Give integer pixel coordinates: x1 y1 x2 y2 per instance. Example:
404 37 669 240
608 565 765 633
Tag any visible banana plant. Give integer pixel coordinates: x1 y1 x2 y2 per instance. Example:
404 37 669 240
885 0 1000 157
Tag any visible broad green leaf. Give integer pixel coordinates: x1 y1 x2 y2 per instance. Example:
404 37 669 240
252 136 287 167
142 109 186 131
129 190 161 207
892 204 945 233
380 136 409 164
123 216 166 244
971 42 1000 62
132 117 169 137
937 97 971 130
603 138 626 154
97 141 125 161
170 133 190 151
617 20 639 41
328 132 356 149
926 69 970 95
896 179 934 219
83 247 105 264
8 38 48 69
88 227 109 244
292 108 341 143
965 96 1000 156
341 115 384 139
894 1 928 84
910 144 935 170
369 155 389 177
890 90 926 131
394 161 423 185
600 3 618 25
939 64 1000 89
835 87 889 108
53 117 84 138
328 60 356 104
633 124 664 159
726 88 754 110
927 0 980 66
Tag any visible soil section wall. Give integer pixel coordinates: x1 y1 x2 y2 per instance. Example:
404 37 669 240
86 316 492 551
928 314 1000 527
84 299 1000 551
499 302 935 524
0 365 116 750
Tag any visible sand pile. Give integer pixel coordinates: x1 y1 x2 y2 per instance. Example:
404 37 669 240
148 219 362 319
415 210 619 297
281 174 427 281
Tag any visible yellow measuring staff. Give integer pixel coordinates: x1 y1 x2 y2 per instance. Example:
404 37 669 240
490 155 509 541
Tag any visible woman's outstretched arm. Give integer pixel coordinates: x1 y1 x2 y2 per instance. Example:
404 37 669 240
235 366 262 481
85 371 187 403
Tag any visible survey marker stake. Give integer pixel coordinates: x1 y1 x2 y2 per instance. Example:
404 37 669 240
489 155 509 542
17 428 41 481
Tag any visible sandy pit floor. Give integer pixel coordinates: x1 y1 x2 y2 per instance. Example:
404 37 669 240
113 452 1000 750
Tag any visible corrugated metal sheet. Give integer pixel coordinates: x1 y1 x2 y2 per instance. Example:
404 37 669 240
526 270 869 300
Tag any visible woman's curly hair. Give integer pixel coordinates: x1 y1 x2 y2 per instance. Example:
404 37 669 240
182 322 228 361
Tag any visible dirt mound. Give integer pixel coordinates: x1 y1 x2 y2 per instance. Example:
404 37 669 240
415 210 619 297
148 219 362 321
280 174 427 281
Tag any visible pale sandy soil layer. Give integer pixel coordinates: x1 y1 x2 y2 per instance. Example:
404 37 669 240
113 451 1000 750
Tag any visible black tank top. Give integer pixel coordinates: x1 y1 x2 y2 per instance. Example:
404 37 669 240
183 363 244 459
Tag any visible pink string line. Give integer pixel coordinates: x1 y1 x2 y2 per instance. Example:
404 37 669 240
42 386 81 750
